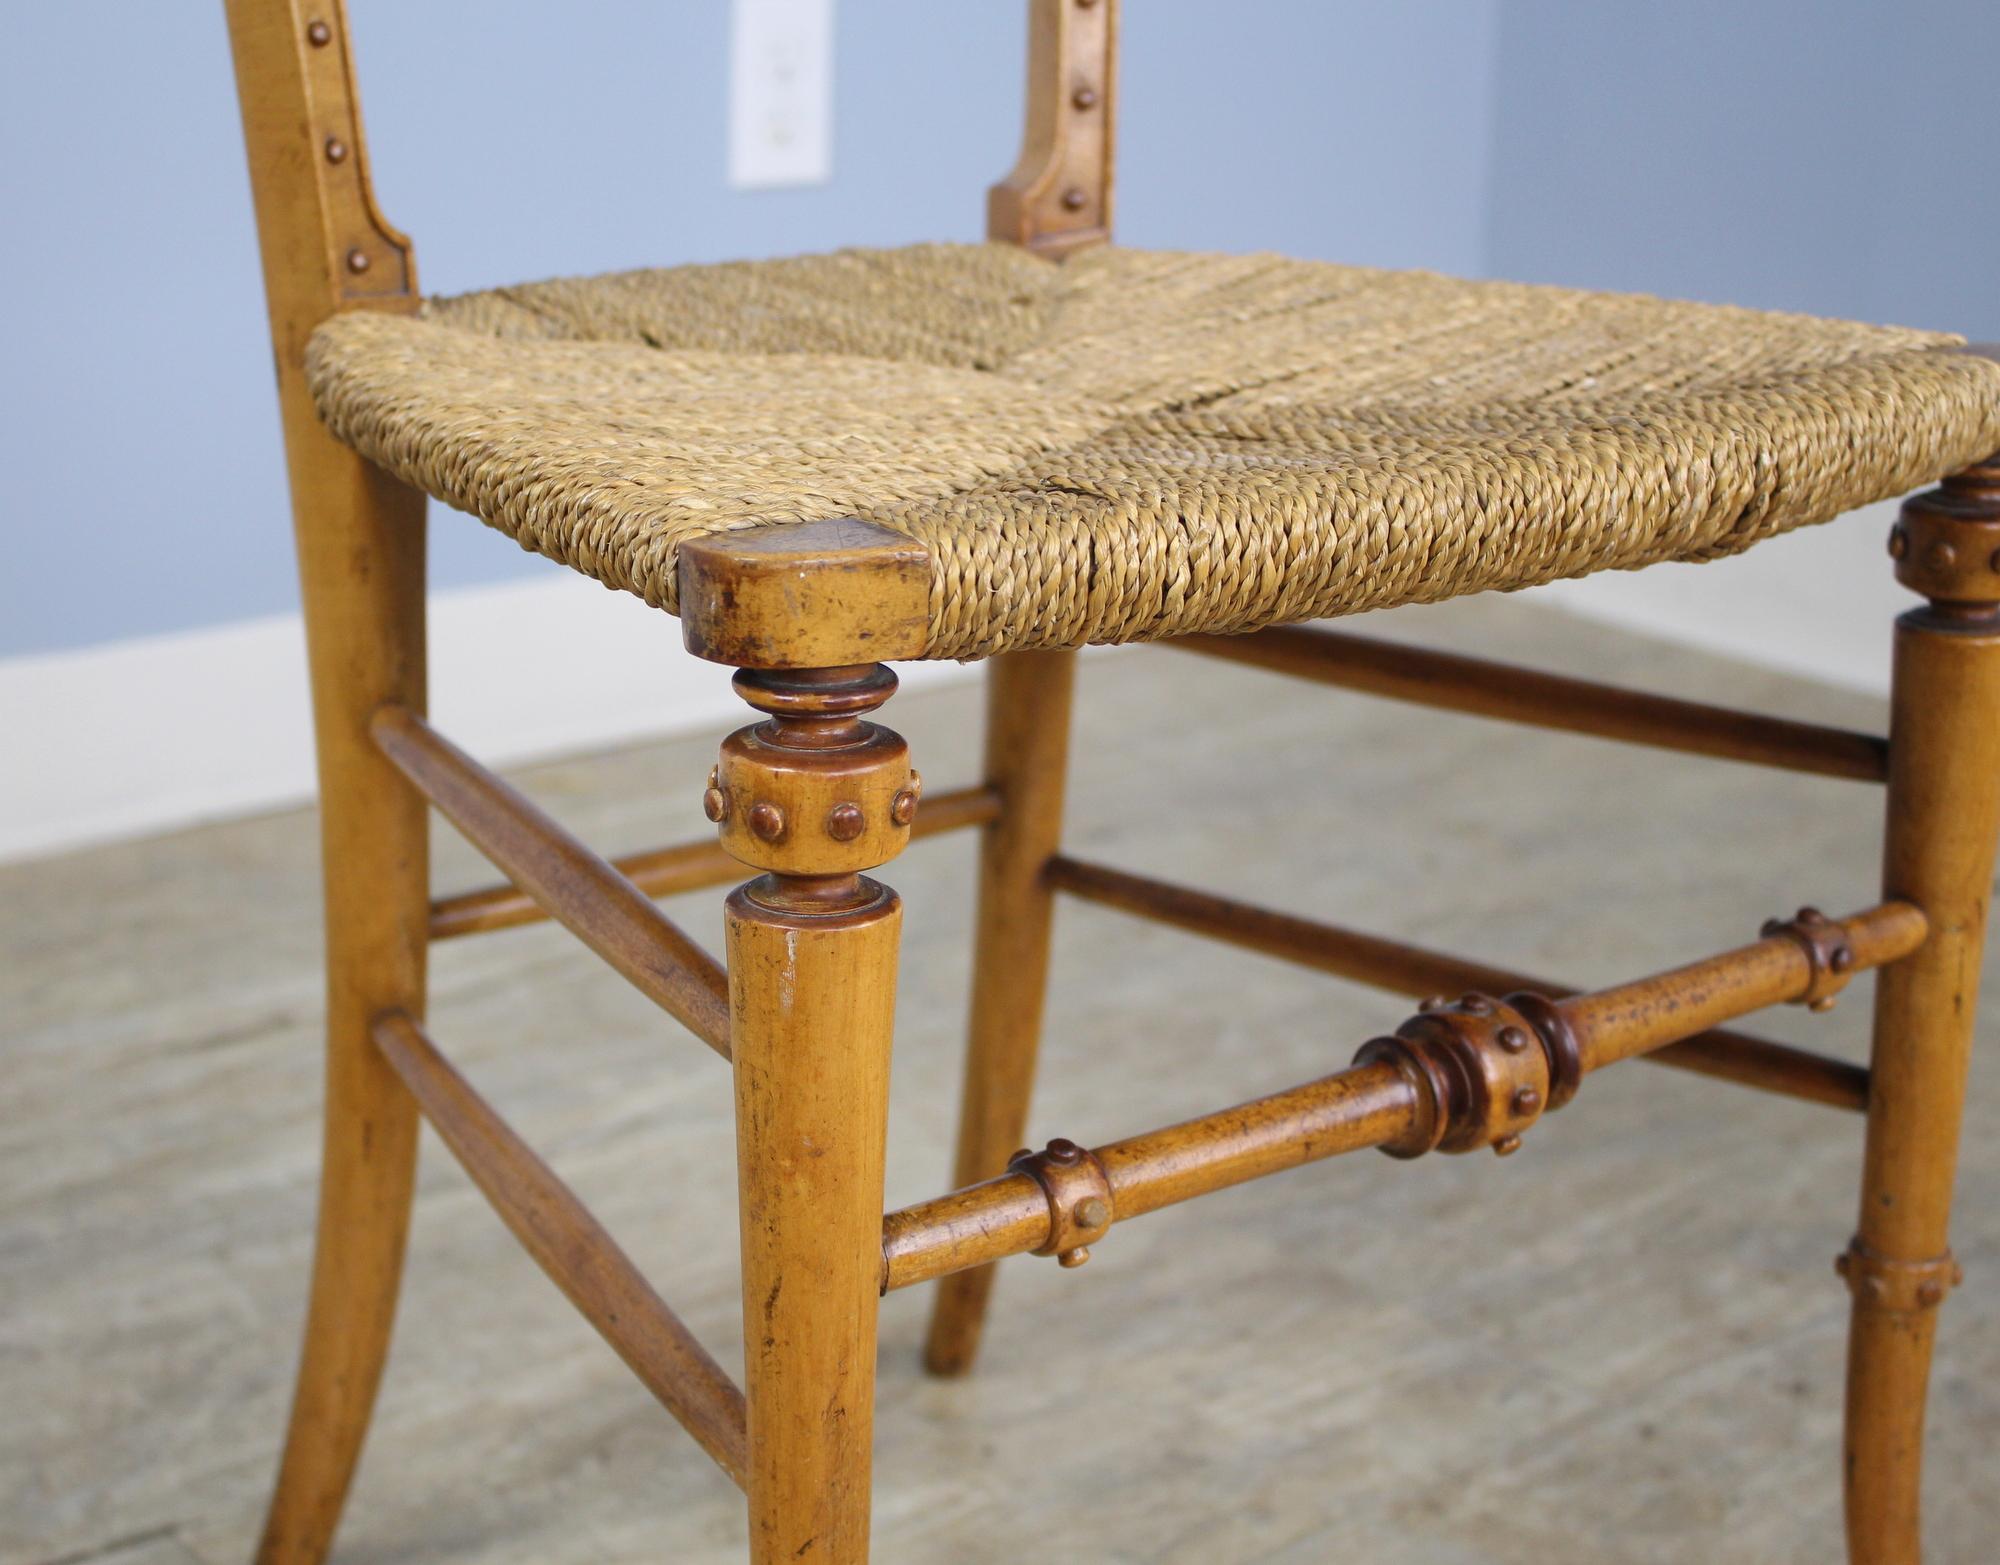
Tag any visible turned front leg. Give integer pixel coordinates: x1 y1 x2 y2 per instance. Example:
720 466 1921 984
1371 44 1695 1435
1845 458 2000 1563
715 664 917 1565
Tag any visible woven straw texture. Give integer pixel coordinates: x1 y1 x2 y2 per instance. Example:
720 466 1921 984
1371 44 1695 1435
307 243 2000 659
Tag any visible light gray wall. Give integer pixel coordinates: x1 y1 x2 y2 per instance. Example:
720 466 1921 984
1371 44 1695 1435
1483 0 2000 698
1485 0 2000 338
0 2 1497 658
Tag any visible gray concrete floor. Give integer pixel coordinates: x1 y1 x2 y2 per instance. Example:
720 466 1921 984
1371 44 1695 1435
5 597 1997 1564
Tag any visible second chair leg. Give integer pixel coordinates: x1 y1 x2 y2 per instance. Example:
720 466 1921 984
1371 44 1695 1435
925 650 1078 1376
256 455 430 1564
720 663 915 1565
1844 470 2000 1565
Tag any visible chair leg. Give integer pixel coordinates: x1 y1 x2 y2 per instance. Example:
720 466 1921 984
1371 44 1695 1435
924 650 1078 1376
256 456 430 1565
722 664 912 1565
1844 468 2000 1564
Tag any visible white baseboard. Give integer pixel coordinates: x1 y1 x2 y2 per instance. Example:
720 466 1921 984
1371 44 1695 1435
0 573 974 863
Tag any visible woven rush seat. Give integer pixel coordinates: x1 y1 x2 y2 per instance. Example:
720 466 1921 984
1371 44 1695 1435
307 242 2000 660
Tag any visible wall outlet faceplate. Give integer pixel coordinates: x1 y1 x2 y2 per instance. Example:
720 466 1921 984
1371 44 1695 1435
728 0 834 189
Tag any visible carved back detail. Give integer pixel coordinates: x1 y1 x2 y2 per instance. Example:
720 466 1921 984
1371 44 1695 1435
223 0 1116 364
224 0 416 369
988 0 1119 254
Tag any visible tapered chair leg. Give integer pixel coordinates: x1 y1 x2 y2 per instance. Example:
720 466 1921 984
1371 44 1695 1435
1844 461 2000 1564
718 664 916 1565
924 650 1078 1376
257 449 431 1563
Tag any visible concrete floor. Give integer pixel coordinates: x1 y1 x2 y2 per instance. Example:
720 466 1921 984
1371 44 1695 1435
5 597 1997 1565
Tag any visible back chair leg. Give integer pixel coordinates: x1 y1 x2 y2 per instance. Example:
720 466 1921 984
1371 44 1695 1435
1844 462 2000 1564
924 650 1078 1376
257 455 431 1563
720 664 915 1564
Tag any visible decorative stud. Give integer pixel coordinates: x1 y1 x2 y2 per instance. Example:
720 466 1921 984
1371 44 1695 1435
890 787 918 827
1506 990 1584 1111
1061 186 1088 211
713 664 912 877
1762 907 1856 1013
1072 85 1099 109
1891 470 2000 601
1418 995 1447 1012
324 136 348 164
1356 991 1556 1158
345 248 370 274
1836 1238 1961 1312
306 19 332 47
702 787 728 823
1010 1138 1114 1269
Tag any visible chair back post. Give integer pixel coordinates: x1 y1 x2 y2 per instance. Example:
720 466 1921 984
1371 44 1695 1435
989 0 1117 254
224 0 417 373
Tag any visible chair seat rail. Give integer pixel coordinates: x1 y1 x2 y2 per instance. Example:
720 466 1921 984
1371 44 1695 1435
1169 624 1890 783
371 706 730 1056
372 1013 748 1486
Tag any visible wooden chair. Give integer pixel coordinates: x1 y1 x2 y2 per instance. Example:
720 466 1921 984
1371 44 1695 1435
223 3 2000 1560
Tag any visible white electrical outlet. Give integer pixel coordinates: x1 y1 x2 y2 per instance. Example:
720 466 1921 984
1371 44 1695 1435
728 0 834 189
